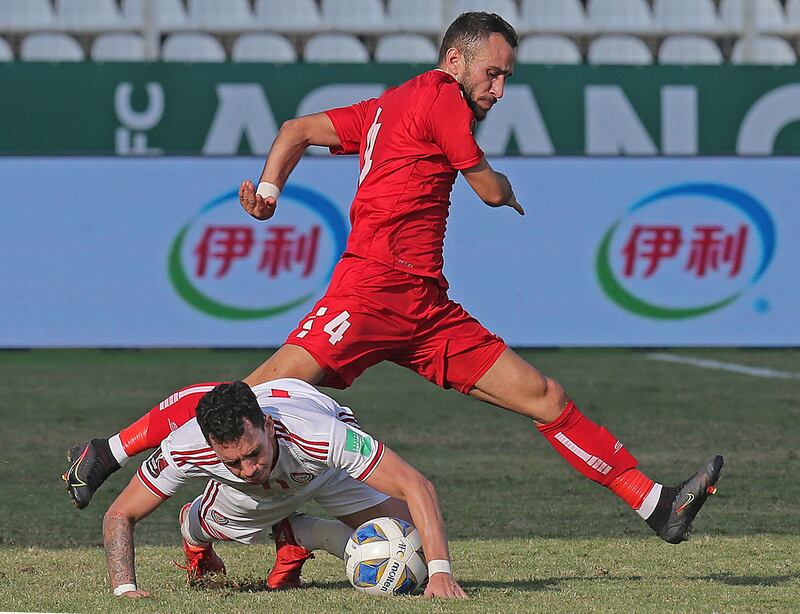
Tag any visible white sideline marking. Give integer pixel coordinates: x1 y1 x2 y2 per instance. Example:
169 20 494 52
647 353 800 380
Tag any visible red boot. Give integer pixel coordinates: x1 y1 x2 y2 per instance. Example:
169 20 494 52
179 503 226 580
267 517 314 590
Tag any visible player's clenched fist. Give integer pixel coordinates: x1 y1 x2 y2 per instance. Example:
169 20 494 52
239 179 277 221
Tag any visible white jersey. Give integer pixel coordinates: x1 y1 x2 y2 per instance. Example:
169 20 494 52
136 379 386 504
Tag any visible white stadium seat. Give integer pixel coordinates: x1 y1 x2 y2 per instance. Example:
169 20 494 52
161 32 226 62
386 0 444 36
517 35 582 64
520 0 592 36
588 34 653 64
587 0 656 35
374 33 437 63
0 0 56 31
20 33 85 61
232 33 298 62
56 0 125 32
787 0 800 34
653 0 724 35
121 0 188 30
446 0 520 27
720 0 786 34
731 35 796 64
187 0 255 32
321 0 388 34
0 37 13 61
91 33 147 61
304 33 370 63
658 35 723 65
255 0 323 33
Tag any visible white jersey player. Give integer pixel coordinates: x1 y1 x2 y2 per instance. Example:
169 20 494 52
102 380 467 599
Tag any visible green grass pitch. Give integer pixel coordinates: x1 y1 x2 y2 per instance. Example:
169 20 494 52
0 348 798 613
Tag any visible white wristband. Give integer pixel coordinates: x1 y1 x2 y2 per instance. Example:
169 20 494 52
427 559 452 576
113 583 137 596
256 181 280 202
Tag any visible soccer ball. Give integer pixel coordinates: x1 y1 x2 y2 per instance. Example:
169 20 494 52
344 517 427 595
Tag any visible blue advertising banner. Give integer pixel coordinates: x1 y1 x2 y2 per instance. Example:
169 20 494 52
1 157 796 346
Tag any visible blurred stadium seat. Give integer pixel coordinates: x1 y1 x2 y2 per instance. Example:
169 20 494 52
187 0 255 32
255 0 323 33
658 35 724 64
161 31 226 61
121 0 188 30
55 0 125 32
518 34 583 63
653 0 724 35
386 0 444 35
20 32 85 61
589 34 654 64
0 37 13 61
447 0 520 27
374 33 437 63
731 34 797 63
787 0 800 34
0 0 56 32
91 32 147 60
232 32 298 62
321 0 388 34
304 32 370 62
520 0 592 35
720 0 786 34
587 0 656 35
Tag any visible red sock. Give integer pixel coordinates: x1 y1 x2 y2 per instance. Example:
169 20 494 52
537 401 640 490
607 468 655 510
119 382 221 457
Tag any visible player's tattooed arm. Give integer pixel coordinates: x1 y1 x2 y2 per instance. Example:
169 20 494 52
103 511 138 588
102 477 164 597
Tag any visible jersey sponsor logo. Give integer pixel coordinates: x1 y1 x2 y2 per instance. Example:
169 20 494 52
145 449 168 479
168 184 348 320
597 183 776 320
345 429 373 457
290 472 314 484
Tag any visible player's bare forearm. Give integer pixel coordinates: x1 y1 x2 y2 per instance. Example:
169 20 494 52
103 510 138 592
258 114 341 189
461 160 524 215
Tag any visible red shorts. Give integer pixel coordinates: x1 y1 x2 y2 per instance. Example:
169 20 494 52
285 256 507 393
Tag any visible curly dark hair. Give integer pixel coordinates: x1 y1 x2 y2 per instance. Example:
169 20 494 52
438 11 518 65
195 381 265 444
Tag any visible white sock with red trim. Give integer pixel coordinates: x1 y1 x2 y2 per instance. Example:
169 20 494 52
290 515 351 560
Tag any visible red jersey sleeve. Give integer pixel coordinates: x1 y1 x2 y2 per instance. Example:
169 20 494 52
427 82 484 170
324 99 375 155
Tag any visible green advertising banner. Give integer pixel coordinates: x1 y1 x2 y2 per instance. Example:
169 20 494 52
3 63 800 156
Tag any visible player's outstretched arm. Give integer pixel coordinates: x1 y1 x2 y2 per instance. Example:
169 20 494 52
461 158 525 215
102 477 164 598
363 447 467 599
240 113 341 221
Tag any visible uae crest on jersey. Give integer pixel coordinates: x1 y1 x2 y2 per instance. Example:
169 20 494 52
210 510 229 525
145 450 168 479
290 472 314 484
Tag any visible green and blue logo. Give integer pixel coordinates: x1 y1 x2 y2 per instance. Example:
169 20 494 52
169 184 348 320
596 183 775 320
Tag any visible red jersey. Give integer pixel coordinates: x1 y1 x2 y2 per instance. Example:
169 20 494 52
324 70 484 288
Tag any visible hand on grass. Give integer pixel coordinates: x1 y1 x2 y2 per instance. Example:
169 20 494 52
423 573 468 599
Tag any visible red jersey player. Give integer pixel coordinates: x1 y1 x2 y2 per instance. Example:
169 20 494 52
65 11 722 583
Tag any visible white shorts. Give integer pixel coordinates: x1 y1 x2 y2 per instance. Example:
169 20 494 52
188 469 389 544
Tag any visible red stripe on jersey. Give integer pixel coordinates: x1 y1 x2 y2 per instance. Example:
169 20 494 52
276 434 328 460
200 481 220 523
270 389 290 398
136 467 170 500
177 459 222 468
356 441 385 481
172 447 214 457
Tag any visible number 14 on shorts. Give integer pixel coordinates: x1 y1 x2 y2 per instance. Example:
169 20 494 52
296 307 351 345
